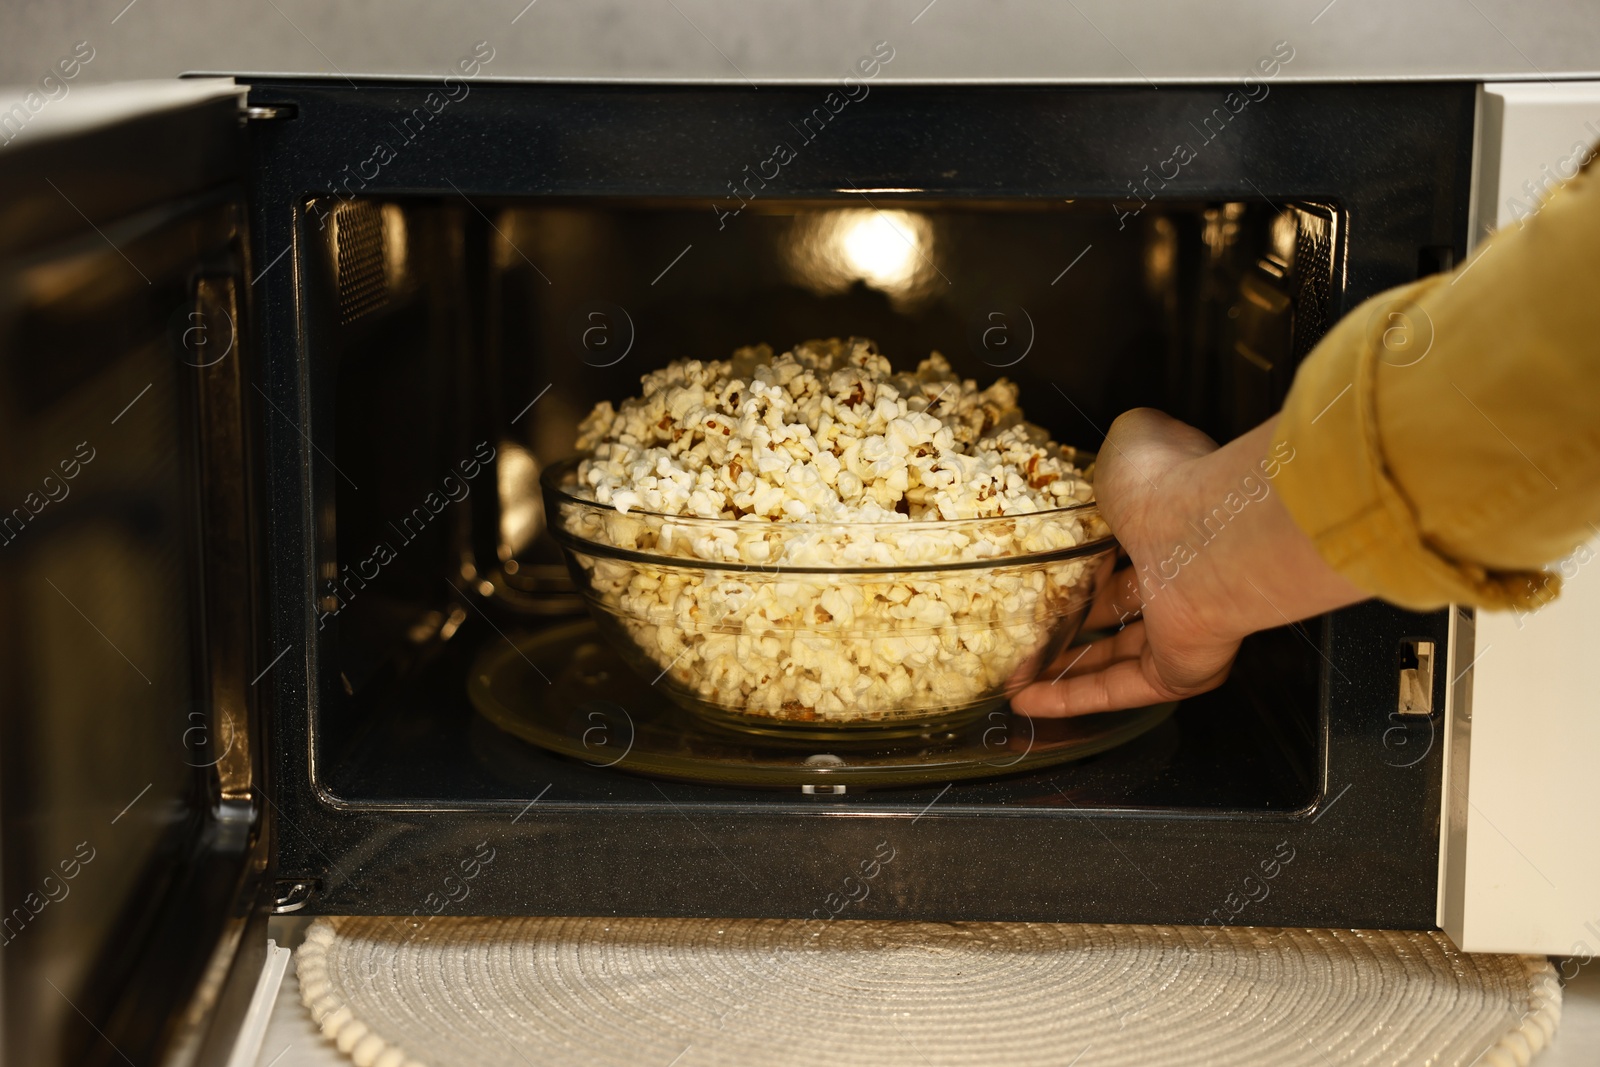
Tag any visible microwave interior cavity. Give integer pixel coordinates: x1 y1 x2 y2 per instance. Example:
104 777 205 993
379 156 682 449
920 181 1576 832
305 194 1336 815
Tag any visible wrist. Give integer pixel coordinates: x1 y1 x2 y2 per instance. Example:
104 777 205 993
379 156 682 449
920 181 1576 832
1142 419 1363 642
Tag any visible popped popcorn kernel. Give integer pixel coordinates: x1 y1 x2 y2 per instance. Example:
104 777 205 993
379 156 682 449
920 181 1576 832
574 337 1093 523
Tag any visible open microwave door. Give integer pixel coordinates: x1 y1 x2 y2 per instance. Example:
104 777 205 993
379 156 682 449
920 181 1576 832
0 80 266 1066
1439 81 1600 956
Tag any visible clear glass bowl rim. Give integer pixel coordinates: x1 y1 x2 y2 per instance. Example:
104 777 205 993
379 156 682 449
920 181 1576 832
541 456 1117 576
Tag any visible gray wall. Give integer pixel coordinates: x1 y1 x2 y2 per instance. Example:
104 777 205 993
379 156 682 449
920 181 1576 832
3 0 1599 86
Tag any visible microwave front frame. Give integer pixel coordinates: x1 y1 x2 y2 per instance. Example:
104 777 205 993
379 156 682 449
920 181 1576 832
246 79 1473 928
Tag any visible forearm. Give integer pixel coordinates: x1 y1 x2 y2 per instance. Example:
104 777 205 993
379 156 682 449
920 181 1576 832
1155 418 1367 641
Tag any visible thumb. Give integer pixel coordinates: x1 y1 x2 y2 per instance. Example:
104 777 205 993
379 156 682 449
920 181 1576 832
1095 408 1219 525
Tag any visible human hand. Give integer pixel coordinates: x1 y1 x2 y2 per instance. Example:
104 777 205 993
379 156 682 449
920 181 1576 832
1010 409 1366 717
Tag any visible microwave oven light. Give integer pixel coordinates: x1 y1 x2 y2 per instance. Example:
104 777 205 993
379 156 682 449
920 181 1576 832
786 208 936 304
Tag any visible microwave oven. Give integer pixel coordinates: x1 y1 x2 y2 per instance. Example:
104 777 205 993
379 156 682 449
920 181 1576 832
1 73 1596 1066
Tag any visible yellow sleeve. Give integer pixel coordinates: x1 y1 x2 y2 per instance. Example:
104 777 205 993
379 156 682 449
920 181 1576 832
1271 152 1600 613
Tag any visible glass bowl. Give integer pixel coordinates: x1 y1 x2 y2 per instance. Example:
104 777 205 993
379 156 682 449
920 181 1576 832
541 458 1117 740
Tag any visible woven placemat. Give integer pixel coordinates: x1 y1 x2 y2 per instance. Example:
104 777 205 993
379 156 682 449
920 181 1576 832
295 917 1559 1067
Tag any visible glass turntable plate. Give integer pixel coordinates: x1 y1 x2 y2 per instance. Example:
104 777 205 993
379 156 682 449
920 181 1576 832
468 620 1175 789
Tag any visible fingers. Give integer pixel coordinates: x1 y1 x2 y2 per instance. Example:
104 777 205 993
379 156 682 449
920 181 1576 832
1084 565 1145 631
1011 655 1181 718
1011 637 1236 718
1014 625 1156 717
1041 623 1147 679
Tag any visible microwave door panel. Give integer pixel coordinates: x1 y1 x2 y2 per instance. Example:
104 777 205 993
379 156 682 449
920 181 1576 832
1439 81 1600 956
0 80 264 1067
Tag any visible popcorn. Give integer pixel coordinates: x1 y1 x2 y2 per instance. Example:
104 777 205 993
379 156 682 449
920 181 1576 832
559 338 1109 725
